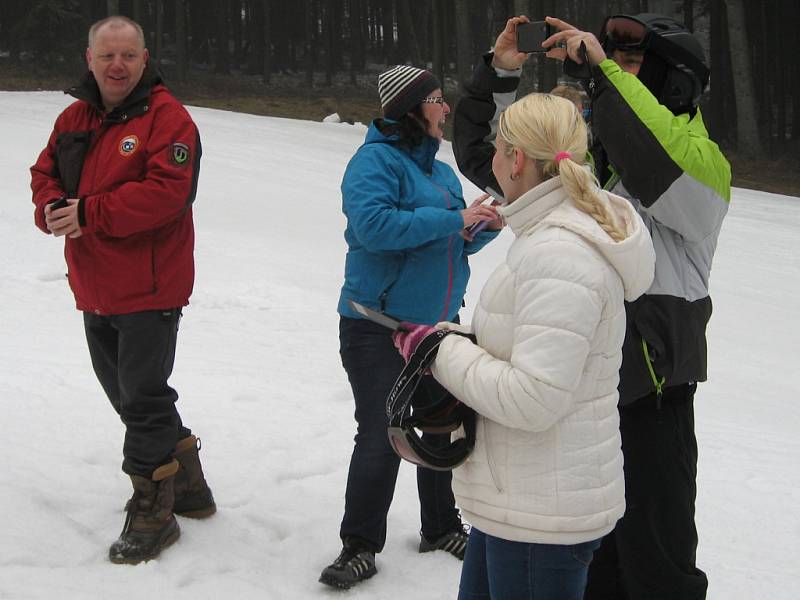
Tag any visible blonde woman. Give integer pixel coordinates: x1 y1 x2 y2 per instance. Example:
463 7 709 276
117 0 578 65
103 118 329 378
393 92 655 598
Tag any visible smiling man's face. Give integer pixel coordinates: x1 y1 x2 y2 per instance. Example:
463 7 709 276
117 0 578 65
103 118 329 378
86 22 148 112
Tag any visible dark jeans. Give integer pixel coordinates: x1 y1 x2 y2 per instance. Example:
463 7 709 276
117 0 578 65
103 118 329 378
458 527 601 600
338 316 461 553
585 383 708 600
84 309 191 477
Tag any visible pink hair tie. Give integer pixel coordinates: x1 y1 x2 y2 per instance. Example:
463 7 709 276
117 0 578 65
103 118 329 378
554 151 572 165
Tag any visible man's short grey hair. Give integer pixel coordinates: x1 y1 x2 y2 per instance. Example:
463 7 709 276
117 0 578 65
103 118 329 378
88 16 146 49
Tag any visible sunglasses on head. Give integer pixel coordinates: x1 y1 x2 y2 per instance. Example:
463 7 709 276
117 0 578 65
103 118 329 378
602 15 651 52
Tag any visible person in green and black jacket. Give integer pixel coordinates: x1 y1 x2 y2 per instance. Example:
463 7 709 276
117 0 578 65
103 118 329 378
452 13 730 600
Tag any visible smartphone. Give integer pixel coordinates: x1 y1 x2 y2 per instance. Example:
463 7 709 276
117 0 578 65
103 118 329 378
348 300 408 331
466 192 506 235
517 20 552 53
467 220 490 235
50 197 69 210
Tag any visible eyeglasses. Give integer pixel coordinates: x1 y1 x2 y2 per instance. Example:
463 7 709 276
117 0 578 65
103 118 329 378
602 15 651 52
422 96 445 105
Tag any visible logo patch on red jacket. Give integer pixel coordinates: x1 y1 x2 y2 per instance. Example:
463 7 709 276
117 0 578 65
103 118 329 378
171 143 190 167
118 135 139 157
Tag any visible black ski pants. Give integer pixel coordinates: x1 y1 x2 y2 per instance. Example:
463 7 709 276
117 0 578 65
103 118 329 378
338 316 461 553
84 309 191 478
584 383 708 600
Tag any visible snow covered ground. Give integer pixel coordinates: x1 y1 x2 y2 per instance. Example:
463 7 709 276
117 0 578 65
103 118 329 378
0 91 798 599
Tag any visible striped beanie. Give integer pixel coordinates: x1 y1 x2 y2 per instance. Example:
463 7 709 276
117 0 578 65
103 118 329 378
378 65 441 121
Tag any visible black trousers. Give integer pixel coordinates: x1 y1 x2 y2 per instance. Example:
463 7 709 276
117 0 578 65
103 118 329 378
338 316 461 553
84 309 191 477
584 383 708 600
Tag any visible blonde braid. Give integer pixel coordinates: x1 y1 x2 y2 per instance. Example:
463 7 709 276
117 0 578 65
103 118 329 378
559 159 627 242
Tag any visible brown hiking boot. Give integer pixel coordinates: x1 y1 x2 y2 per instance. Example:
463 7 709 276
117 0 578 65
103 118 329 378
109 460 181 565
172 435 216 518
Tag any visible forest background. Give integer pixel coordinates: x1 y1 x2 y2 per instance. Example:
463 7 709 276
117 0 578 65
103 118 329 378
1 0 798 196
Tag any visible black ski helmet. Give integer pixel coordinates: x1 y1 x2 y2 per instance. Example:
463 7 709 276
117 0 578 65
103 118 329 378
602 13 710 115
386 329 476 471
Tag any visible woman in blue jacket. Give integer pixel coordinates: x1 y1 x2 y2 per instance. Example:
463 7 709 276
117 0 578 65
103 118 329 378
319 65 500 590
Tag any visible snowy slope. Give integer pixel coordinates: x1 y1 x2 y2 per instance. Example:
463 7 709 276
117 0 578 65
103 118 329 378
0 92 798 599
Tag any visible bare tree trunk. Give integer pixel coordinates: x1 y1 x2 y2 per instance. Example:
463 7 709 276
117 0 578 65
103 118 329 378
214 0 230 74
132 0 144 23
791 0 800 140
708 0 729 143
516 0 536 95
324 1 335 85
331 0 344 71
262 0 272 83
542 0 558 90
175 0 187 81
82 0 96 27
397 0 422 66
489 0 507 45
756 1 772 154
380 0 395 64
725 0 763 156
349 0 365 84
412 0 429 66
304 0 314 86
584 1 606 33
272 3 289 73
154 0 163 67
245 0 261 74
619 0 645 14
432 0 445 85
683 0 694 30
228 1 240 68
454 0 472 85
367 1 377 53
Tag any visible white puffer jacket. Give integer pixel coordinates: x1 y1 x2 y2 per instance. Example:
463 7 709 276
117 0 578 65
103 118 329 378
432 176 655 544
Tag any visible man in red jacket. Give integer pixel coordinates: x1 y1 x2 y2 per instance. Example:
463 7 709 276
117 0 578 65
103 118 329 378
30 15 214 564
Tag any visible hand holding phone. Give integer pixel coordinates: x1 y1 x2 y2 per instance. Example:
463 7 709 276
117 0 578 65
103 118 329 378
45 197 82 238
517 20 552 53
49 197 70 211
466 192 506 235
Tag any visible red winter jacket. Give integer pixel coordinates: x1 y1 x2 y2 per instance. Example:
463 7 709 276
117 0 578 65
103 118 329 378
30 67 201 315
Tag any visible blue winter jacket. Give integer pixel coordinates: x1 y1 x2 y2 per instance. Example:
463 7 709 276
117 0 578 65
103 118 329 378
337 119 498 325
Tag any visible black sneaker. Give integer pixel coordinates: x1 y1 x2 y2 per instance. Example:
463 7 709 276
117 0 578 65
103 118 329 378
419 523 470 560
319 545 377 589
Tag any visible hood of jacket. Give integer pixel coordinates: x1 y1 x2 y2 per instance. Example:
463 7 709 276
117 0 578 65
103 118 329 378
365 118 441 174
65 63 164 122
499 176 655 302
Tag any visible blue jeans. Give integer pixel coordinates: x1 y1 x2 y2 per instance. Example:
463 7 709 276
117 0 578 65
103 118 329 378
338 316 460 552
459 528 601 600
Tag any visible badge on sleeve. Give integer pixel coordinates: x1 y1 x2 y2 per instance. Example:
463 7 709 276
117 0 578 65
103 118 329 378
171 142 190 167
